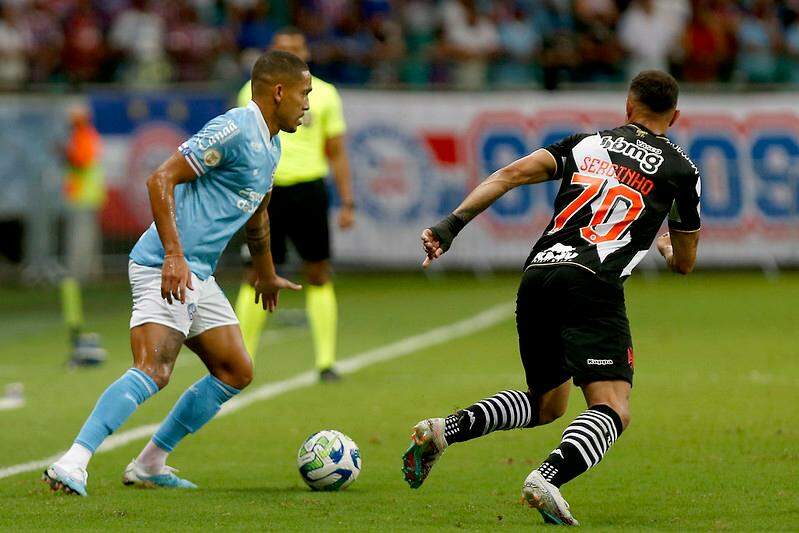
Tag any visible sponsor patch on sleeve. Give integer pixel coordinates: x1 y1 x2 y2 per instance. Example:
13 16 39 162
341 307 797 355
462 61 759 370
203 148 221 167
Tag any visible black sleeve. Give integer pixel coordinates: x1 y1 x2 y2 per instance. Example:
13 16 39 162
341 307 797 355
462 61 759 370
668 168 701 232
542 133 591 181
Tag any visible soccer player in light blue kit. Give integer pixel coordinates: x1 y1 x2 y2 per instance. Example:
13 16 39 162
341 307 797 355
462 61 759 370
43 51 312 496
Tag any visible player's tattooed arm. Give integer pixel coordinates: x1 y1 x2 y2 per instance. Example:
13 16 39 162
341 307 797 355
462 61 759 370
146 152 199 304
245 193 275 274
245 198 271 258
421 149 557 267
246 226 270 255
245 194 302 311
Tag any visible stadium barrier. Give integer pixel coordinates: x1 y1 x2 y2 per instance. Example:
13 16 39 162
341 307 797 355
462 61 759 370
337 90 799 270
1 91 797 278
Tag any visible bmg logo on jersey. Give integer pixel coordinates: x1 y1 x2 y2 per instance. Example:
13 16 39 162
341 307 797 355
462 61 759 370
236 188 265 213
600 135 664 174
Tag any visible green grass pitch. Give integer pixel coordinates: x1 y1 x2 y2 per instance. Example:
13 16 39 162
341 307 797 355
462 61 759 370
0 272 797 531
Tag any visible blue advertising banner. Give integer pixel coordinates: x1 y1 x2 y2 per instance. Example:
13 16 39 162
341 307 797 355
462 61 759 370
335 90 799 268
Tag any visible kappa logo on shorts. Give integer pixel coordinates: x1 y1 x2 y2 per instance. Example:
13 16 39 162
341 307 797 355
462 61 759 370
587 358 614 366
531 243 578 264
627 346 634 368
187 303 197 321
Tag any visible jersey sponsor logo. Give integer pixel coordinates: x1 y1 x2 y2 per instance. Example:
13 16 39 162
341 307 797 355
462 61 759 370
599 135 664 174
530 243 578 263
197 120 240 150
587 358 614 366
203 148 221 167
236 187 265 213
663 137 700 176
635 139 662 154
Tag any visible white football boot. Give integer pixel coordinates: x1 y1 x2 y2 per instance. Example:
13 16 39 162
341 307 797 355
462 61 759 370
522 470 579 526
42 463 88 497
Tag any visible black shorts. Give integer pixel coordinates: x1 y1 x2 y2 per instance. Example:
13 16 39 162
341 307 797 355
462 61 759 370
516 265 634 394
266 179 330 265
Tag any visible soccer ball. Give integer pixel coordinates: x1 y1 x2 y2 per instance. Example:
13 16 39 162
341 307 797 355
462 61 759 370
297 430 361 491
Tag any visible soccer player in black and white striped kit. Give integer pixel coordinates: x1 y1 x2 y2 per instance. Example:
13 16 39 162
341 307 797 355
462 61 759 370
401 71 701 526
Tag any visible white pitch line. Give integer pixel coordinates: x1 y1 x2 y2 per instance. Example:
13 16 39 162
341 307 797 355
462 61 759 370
0 302 513 480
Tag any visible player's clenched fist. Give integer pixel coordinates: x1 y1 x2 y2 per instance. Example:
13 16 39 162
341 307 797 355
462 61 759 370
421 229 443 268
161 253 193 304
421 213 467 268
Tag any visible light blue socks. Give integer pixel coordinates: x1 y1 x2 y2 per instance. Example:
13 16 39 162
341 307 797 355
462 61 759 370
152 375 240 452
75 368 159 452
73 370 238 457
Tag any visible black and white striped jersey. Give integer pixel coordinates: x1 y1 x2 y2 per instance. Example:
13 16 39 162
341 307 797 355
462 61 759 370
525 122 701 284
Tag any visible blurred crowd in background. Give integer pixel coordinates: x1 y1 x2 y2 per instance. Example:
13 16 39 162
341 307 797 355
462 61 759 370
2 0 799 90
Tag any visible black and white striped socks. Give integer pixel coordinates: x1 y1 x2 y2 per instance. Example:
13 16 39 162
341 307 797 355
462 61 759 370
536 404 624 487
443 390 538 445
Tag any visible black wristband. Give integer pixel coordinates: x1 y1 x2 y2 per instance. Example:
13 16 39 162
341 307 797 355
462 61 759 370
428 213 467 253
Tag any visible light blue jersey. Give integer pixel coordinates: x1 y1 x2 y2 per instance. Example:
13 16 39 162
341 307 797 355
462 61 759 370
130 101 280 279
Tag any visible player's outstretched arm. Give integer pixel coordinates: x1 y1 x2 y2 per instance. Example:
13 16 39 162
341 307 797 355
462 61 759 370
245 194 302 312
656 230 699 275
421 149 557 267
146 153 199 304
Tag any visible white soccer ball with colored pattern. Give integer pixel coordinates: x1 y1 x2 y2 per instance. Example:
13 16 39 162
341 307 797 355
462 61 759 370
297 430 361 491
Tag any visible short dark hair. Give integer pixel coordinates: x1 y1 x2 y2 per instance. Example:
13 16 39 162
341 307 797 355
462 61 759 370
251 50 308 96
629 70 679 114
